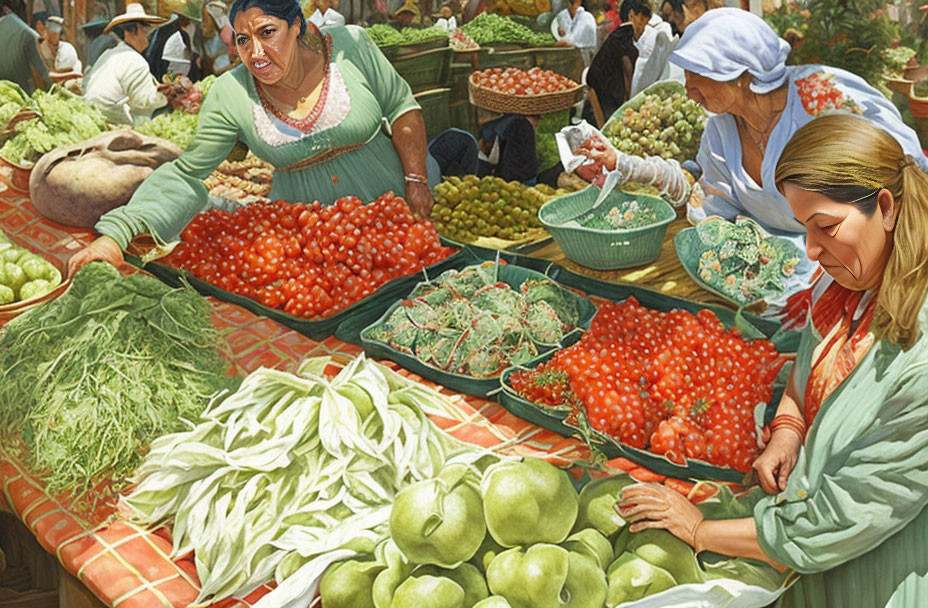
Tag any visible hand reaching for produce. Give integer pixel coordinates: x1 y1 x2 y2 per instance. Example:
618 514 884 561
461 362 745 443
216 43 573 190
405 180 434 220
753 428 802 494
67 235 124 278
573 134 617 184
616 483 705 551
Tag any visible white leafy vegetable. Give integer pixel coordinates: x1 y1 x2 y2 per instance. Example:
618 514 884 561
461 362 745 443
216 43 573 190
122 354 502 607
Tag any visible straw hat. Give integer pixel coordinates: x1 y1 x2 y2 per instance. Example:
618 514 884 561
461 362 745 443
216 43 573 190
103 3 168 34
159 0 204 23
396 0 421 16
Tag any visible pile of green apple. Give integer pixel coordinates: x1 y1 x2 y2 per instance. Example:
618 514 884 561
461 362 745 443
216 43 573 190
318 459 779 608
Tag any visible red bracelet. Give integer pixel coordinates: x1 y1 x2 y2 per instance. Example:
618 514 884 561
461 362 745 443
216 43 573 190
770 414 807 439
771 414 806 430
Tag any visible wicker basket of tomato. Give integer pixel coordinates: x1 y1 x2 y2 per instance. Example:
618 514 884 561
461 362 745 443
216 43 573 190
137 192 462 340
501 296 786 482
468 67 585 116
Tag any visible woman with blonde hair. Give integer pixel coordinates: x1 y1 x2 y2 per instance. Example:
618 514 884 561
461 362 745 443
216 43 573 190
614 113 928 607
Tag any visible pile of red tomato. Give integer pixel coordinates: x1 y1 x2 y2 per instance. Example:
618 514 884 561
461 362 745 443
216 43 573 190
510 298 783 472
471 67 578 96
165 193 455 319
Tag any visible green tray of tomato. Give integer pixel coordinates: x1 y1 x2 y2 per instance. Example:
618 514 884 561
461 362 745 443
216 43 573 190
500 347 785 484
133 249 464 342
355 250 597 399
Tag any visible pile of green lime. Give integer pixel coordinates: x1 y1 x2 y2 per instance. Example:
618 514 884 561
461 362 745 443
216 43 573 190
431 175 563 243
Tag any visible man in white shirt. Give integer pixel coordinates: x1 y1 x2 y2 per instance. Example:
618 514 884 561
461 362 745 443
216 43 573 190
308 0 346 29
433 3 456 32
159 13 203 78
621 0 676 96
550 0 598 66
39 15 81 75
83 4 170 127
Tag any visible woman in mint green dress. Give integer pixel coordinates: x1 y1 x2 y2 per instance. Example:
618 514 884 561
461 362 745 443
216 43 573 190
70 0 434 271
616 114 928 607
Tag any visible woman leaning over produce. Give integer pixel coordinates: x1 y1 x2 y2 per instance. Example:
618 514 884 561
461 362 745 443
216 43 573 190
670 8 925 285
68 0 434 274
616 114 928 607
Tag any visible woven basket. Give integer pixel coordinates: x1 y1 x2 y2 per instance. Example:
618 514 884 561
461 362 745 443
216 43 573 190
0 244 68 324
393 37 450 57
468 74 585 116
3 158 33 192
415 88 451 141
539 186 674 270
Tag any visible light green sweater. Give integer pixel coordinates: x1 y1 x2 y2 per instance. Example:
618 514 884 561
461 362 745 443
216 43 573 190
754 291 928 607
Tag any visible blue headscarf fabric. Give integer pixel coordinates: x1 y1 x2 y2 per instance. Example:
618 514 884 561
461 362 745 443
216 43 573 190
669 8 791 94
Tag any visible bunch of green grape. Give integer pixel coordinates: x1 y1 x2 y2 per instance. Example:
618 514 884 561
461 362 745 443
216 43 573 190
603 92 706 162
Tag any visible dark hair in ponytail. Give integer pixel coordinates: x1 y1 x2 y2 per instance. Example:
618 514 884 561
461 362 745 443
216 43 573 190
229 0 306 37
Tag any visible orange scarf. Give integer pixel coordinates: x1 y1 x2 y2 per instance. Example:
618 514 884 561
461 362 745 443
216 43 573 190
803 281 878 428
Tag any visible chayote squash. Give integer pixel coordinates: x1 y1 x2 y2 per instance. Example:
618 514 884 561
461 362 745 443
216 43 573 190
481 458 579 547
562 528 614 571
416 563 489 608
606 551 677 605
391 574 466 608
486 544 606 608
624 528 706 584
572 476 636 539
319 558 385 608
390 466 486 567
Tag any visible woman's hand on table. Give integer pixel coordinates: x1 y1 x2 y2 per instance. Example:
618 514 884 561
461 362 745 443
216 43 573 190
616 483 705 550
67 236 124 278
753 428 802 494
405 180 434 220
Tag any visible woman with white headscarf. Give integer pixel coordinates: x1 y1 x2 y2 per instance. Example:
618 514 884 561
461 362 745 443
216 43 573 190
671 8 925 282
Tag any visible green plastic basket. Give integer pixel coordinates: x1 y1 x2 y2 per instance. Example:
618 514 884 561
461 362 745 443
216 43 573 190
538 185 675 270
415 88 451 141
478 48 535 70
499 332 785 483
531 47 584 82
392 47 453 93
449 62 474 103
359 259 597 399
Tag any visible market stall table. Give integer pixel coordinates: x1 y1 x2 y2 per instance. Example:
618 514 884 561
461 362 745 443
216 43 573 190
528 216 745 311
0 160 720 608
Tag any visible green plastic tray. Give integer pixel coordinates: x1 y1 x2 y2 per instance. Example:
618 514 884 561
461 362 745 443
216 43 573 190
499 330 786 483
674 226 804 310
129 249 465 342
358 255 597 399
392 47 453 93
339 245 798 352
539 186 675 270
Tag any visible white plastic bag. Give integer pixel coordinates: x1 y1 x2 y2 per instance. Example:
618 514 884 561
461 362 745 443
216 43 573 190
612 577 792 608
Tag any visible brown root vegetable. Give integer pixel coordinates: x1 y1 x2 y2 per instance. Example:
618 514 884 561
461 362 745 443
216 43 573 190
29 129 182 228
